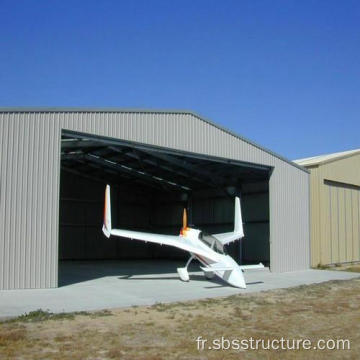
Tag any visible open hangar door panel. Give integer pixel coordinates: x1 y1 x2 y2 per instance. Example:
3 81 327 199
59 130 271 281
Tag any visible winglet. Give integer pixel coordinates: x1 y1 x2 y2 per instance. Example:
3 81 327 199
102 185 112 238
234 197 244 238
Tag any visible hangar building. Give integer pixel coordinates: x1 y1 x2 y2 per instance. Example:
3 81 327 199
0 109 310 290
296 149 360 267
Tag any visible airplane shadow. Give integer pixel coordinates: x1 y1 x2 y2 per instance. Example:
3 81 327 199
204 285 228 289
58 260 263 289
118 274 204 281
118 274 225 286
246 281 264 286
204 281 264 289
59 259 204 287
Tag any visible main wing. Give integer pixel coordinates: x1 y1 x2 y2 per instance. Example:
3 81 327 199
110 228 215 259
102 185 217 261
212 196 244 246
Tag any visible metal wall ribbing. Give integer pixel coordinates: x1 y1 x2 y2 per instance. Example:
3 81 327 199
305 153 360 266
0 110 310 289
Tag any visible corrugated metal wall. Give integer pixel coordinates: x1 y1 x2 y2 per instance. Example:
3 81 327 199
307 153 360 266
0 110 310 289
324 181 360 264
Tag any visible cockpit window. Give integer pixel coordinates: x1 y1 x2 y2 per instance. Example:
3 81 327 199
198 232 225 254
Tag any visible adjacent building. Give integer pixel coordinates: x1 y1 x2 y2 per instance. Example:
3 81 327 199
295 149 360 267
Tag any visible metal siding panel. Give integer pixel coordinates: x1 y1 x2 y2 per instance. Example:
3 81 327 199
321 181 331 264
25 115 34 287
41 116 49 286
37 113 45 287
5 116 15 288
269 163 310 272
321 153 360 186
329 186 336 263
0 115 9 289
337 188 346 262
358 191 360 261
324 182 360 265
0 111 310 289
20 115 29 288
14 113 24 288
335 187 341 263
310 167 321 266
0 116 2 288
32 114 41 287
0 113 62 289
44 115 51 287
345 189 352 261
49 117 61 288
353 190 360 262
310 154 360 266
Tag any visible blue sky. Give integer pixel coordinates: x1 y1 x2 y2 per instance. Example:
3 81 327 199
0 0 359 160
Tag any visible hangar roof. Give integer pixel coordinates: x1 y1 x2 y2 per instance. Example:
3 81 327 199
295 148 360 167
0 107 308 173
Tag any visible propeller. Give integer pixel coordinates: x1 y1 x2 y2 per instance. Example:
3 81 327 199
182 208 188 229
180 208 188 235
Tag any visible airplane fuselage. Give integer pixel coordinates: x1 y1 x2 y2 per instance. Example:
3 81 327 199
180 227 246 288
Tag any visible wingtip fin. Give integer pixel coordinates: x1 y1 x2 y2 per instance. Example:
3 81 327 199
102 224 111 238
103 184 112 237
234 196 244 238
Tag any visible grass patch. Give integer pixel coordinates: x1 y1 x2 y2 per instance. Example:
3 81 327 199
88 309 112 318
315 263 360 272
0 328 26 344
1 279 360 359
151 302 170 312
13 309 86 323
2 308 113 324
342 266 360 273
315 264 332 270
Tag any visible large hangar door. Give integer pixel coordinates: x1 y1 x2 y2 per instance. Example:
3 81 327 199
324 180 360 264
59 130 271 285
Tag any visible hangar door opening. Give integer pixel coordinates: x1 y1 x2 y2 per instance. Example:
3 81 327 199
59 130 271 285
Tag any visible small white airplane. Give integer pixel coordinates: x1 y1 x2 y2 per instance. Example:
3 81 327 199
102 185 264 288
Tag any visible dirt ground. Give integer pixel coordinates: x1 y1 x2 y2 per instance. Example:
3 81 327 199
1 276 360 360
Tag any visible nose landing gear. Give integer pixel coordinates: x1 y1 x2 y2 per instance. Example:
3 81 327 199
177 254 195 282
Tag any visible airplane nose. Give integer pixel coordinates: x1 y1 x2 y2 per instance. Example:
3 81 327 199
226 267 246 289
222 255 247 289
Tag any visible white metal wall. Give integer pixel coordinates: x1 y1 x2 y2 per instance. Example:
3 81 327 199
0 110 310 289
